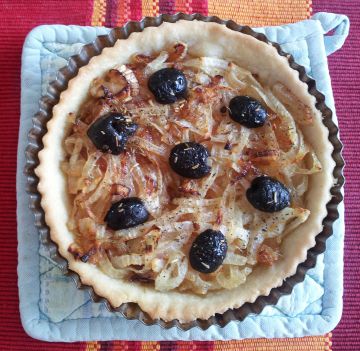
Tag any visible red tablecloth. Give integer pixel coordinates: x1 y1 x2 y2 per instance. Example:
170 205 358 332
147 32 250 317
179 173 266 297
312 1 360 349
0 0 359 350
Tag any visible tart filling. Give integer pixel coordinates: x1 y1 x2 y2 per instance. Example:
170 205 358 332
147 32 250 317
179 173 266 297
62 41 320 294
36 20 334 322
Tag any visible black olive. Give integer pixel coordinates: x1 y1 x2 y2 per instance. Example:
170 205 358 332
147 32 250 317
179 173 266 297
229 96 268 128
246 176 290 212
87 112 137 155
189 229 227 273
169 142 211 179
105 197 149 230
148 68 187 104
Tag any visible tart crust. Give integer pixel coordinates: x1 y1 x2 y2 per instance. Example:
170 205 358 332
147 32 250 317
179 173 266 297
35 20 335 322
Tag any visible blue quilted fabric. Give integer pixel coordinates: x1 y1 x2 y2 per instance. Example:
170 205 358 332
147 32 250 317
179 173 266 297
17 13 348 341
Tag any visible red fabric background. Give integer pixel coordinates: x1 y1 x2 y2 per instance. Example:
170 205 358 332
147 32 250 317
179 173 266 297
0 0 359 350
312 2 360 350
0 2 92 350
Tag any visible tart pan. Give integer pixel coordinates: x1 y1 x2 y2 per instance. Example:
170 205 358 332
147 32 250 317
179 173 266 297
24 12 344 331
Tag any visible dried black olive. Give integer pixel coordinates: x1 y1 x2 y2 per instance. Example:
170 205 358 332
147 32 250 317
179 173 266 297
148 68 187 104
169 142 211 179
189 229 227 273
87 112 137 155
229 96 267 128
105 197 149 230
246 176 290 212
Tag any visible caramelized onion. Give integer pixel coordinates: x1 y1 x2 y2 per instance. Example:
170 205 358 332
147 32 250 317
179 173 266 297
63 44 321 294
